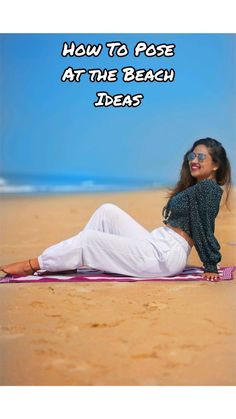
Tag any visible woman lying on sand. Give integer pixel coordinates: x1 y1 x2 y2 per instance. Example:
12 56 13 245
0 137 232 282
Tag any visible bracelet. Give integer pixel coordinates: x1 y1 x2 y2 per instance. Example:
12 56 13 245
29 259 36 273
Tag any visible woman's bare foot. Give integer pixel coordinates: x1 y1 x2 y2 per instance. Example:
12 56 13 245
0 258 40 276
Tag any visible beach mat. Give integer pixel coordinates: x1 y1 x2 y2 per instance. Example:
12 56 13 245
0 265 235 284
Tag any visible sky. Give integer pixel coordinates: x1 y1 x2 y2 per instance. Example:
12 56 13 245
1 33 235 185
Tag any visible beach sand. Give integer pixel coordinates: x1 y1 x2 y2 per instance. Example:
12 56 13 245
0 188 236 385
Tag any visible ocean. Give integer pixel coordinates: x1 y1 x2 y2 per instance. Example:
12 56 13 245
0 174 170 196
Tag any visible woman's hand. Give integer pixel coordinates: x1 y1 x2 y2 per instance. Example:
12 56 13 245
203 272 221 281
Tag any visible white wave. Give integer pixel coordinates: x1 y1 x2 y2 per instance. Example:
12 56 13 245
0 184 38 193
0 182 115 194
0 179 153 195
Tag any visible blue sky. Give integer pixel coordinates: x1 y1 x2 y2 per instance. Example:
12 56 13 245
1 33 235 184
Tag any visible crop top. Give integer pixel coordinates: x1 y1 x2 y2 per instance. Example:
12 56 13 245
162 178 223 274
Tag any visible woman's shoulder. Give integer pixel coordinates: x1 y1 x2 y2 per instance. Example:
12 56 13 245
167 178 223 203
188 178 223 195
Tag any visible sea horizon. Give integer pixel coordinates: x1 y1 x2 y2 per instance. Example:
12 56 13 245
0 173 174 196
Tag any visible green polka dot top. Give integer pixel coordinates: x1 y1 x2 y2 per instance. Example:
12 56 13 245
162 178 223 274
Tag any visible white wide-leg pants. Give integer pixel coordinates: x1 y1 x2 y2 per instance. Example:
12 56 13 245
38 203 192 278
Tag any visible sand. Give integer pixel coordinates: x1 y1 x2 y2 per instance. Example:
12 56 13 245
0 188 236 385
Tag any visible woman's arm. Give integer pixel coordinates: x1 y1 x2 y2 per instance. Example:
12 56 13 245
187 179 223 278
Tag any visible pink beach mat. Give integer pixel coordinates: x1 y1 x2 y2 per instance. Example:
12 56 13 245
0 265 235 284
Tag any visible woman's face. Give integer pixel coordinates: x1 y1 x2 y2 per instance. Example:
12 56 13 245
188 144 219 182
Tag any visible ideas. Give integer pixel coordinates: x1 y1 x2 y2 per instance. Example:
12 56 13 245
94 92 144 108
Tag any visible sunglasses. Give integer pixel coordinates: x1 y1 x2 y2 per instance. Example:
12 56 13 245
187 152 207 162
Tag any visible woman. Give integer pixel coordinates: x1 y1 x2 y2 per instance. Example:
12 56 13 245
0 138 232 282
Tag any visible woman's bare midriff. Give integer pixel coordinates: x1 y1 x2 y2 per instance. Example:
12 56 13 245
166 224 194 248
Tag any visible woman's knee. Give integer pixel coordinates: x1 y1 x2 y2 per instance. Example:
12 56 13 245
98 202 120 214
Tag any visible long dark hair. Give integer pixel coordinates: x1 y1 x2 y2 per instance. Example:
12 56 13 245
166 137 232 209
